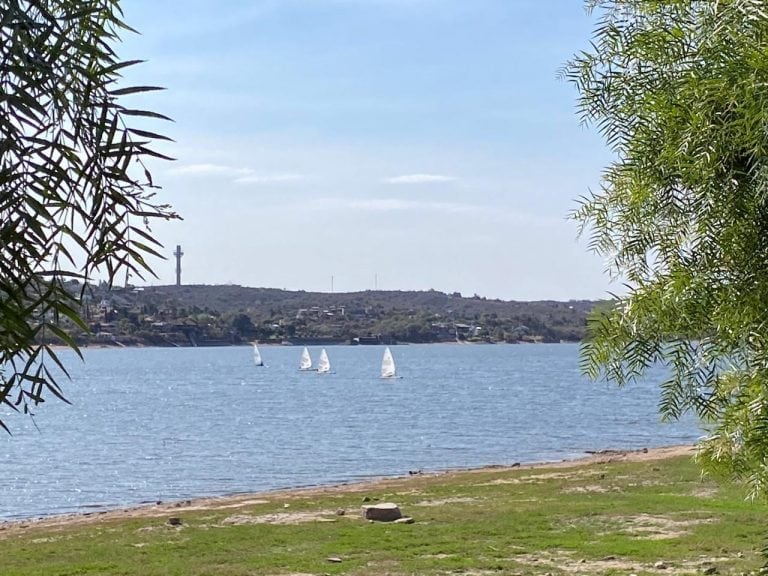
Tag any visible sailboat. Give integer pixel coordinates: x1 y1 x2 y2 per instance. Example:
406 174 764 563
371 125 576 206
299 347 313 371
381 346 397 379
253 343 264 367
317 348 331 374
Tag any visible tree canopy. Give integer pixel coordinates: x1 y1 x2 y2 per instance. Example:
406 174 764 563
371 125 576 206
0 1 176 430
567 0 768 498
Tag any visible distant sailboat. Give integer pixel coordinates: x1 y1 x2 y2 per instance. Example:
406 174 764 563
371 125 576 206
299 347 313 371
253 343 264 367
381 346 397 379
317 348 331 374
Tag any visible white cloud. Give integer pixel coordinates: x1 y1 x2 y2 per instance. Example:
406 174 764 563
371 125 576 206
349 198 481 214
384 173 457 184
234 173 306 185
350 198 419 211
167 163 252 177
167 164 306 186
345 197 561 226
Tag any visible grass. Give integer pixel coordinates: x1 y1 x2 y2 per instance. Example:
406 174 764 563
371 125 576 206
1 450 766 575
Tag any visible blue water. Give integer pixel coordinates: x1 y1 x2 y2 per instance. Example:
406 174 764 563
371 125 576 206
0 344 701 520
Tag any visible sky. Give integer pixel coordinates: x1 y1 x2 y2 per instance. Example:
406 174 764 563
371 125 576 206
116 0 613 301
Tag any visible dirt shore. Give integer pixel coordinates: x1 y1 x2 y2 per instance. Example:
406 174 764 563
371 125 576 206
0 444 694 535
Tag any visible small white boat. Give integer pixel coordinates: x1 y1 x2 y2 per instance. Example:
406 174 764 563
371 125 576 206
381 346 397 378
317 348 331 374
253 343 264 367
299 347 313 371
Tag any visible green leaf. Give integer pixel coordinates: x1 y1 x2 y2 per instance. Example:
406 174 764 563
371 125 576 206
109 85 165 96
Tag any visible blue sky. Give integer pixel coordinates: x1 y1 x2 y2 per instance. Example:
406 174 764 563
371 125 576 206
117 0 612 300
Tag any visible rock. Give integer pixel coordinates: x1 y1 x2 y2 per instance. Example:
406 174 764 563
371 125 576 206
167 517 182 526
362 502 403 522
362 496 371 503
394 516 415 524
335 508 345 516
703 567 718 575
326 557 342 563
601 555 616 561
654 561 668 570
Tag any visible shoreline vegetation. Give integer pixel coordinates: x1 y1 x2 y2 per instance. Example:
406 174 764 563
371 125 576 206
4 443 768 575
49 283 598 349
63 338 579 350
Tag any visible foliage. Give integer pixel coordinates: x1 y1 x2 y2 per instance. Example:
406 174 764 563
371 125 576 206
566 0 768 498
76 284 595 345
0 1 176 430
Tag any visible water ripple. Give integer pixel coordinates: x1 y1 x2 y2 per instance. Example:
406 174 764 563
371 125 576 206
0 344 701 519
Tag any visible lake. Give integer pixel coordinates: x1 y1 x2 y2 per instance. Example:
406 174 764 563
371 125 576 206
0 343 702 520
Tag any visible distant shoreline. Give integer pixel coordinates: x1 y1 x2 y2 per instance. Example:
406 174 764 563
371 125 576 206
0 444 694 532
53 339 582 350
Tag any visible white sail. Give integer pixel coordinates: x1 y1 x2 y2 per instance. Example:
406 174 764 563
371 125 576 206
317 348 331 374
253 343 263 366
299 347 313 371
381 347 396 378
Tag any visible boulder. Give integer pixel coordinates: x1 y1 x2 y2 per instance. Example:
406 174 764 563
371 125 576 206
362 502 403 522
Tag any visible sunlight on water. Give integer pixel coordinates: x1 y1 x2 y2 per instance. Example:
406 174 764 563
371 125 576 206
0 344 701 519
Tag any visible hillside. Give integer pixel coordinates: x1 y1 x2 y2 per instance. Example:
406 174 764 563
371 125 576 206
71 283 599 347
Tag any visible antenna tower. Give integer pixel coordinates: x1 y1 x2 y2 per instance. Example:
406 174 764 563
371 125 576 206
173 245 184 286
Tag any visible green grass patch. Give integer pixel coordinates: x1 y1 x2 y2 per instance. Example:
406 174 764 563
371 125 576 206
1 453 766 575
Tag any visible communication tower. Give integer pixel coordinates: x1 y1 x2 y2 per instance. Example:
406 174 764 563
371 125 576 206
173 245 184 286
